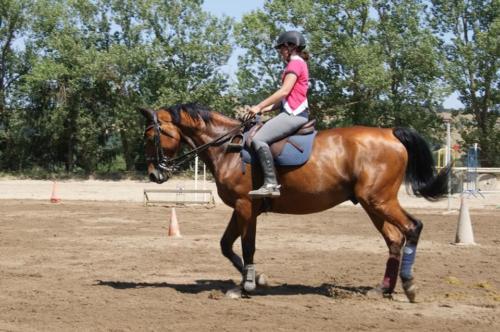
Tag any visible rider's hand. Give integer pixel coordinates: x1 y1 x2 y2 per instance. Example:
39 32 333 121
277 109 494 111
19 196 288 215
243 105 262 122
249 105 262 115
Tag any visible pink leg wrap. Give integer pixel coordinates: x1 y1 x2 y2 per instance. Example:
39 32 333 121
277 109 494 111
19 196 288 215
382 257 400 292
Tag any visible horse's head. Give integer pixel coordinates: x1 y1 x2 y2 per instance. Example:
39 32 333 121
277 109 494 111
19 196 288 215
138 107 182 184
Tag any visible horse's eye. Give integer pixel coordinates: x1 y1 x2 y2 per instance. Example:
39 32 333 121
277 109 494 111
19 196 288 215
143 133 154 142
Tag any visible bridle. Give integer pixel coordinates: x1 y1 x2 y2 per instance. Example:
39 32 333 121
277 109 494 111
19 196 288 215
144 111 255 176
144 111 172 173
144 112 255 175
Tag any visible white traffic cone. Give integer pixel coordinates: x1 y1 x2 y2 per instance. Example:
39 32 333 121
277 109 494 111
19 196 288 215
168 208 181 237
454 196 476 245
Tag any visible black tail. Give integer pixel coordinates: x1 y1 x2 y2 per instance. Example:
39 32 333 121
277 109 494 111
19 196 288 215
393 127 450 201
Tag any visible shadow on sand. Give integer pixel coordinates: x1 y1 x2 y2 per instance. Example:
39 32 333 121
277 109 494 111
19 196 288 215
95 279 374 298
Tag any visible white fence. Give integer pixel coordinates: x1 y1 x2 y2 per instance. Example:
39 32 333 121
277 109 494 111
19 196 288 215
451 167 500 193
143 188 215 207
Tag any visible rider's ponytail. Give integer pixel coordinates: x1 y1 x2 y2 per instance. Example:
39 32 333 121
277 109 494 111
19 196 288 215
286 47 310 62
298 50 309 62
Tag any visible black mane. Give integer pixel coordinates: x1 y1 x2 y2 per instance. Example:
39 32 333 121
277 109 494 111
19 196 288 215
165 103 212 124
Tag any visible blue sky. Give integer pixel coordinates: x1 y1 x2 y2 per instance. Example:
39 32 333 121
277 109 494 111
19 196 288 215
202 0 265 83
202 0 463 109
202 0 265 18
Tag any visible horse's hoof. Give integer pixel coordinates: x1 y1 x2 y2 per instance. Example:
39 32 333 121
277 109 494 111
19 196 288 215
256 273 268 287
243 264 256 292
366 287 393 299
366 287 383 299
402 279 417 303
225 287 242 299
243 280 256 292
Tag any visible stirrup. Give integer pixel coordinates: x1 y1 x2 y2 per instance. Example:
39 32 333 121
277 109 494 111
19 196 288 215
248 184 281 198
227 134 244 152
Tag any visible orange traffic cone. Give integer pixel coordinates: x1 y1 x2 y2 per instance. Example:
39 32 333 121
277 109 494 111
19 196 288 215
168 208 181 237
50 181 61 203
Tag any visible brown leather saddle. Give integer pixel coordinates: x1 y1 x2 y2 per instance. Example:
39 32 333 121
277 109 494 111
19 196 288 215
228 119 316 157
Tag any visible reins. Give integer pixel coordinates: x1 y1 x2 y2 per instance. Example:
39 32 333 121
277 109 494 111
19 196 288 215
147 111 256 174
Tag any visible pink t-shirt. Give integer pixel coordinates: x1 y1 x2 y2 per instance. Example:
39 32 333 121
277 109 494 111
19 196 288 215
281 55 309 115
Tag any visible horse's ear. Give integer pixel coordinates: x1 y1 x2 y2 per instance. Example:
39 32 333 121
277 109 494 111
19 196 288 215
137 107 155 121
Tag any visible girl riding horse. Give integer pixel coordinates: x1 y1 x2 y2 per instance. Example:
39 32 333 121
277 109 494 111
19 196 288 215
139 102 449 303
245 31 310 198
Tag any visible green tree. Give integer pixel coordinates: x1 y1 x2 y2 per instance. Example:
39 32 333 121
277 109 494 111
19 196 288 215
111 0 235 170
0 0 31 112
303 0 386 127
233 8 283 105
233 0 383 127
431 0 500 166
0 0 32 169
21 0 110 172
373 0 445 140
137 0 234 107
235 0 445 140
5 0 235 174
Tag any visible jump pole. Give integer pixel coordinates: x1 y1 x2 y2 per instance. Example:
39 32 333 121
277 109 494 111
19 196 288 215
203 163 207 202
195 156 199 201
444 116 452 211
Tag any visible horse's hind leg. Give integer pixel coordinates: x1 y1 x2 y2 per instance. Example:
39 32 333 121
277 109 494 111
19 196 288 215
398 210 423 302
363 208 404 297
364 200 423 302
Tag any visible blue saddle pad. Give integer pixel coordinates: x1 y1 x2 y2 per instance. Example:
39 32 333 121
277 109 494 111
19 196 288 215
241 131 317 167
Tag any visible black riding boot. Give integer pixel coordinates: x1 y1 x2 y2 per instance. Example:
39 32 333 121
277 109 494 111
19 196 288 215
249 143 281 198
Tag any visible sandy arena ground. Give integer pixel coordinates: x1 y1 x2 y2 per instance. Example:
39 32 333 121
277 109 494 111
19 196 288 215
0 180 499 331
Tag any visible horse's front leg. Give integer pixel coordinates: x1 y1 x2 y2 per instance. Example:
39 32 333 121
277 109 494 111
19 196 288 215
220 211 244 273
220 209 266 283
240 212 257 292
221 202 265 295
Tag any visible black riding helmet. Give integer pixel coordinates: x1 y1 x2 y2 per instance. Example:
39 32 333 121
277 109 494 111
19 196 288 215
274 31 306 51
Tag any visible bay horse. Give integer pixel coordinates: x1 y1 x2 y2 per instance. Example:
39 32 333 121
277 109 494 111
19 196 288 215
139 103 449 302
